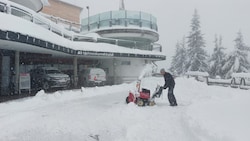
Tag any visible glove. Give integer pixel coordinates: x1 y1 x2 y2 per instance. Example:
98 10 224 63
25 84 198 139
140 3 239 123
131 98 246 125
161 86 166 89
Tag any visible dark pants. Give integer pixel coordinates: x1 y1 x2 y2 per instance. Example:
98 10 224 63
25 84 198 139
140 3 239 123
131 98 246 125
168 86 177 106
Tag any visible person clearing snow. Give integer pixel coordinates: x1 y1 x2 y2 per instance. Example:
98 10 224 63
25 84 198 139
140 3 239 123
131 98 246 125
125 65 178 107
159 68 178 106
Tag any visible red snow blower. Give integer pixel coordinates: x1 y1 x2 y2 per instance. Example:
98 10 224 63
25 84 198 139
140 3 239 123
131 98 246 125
126 81 163 106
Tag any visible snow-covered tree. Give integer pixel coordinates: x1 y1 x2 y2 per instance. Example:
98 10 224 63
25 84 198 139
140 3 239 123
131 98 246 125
170 37 187 76
221 31 250 78
185 9 208 72
208 35 226 78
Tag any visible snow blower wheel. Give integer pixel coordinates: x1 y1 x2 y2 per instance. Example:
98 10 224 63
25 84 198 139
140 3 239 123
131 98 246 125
149 101 156 106
136 99 144 106
126 97 130 104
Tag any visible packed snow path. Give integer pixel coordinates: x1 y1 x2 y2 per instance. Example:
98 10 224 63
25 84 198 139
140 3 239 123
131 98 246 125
0 77 249 141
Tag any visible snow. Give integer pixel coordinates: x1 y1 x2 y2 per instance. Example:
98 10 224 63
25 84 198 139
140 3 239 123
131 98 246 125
138 64 154 80
0 77 249 141
41 0 50 6
207 78 232 84
185 71 209 77
232 72 250 78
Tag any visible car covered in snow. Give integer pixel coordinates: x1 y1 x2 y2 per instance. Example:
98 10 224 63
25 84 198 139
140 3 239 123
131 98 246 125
78 68 106 87
30 67 70 91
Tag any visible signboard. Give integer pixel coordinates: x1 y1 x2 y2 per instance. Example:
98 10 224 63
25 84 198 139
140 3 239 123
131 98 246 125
19 73 31 93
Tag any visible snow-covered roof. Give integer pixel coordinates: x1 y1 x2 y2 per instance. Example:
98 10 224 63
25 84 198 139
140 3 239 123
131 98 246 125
58 0 83 9
9 0 43 12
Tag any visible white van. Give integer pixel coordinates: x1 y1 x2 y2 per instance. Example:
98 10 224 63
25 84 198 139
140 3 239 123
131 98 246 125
78 68 106 87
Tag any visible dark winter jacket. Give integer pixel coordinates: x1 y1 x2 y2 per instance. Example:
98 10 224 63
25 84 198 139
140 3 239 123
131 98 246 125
163 72 175 89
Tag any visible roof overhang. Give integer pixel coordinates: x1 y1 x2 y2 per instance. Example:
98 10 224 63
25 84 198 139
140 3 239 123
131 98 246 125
9 0 43 12
0 30 166 61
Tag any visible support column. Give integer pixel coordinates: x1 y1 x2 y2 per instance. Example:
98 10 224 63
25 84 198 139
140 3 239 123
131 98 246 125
73 57 78 88
15 51 20 94
113 58 116 85
1 55 10 95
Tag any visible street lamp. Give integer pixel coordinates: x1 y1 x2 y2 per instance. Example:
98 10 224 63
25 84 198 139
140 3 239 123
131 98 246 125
86 6 89 31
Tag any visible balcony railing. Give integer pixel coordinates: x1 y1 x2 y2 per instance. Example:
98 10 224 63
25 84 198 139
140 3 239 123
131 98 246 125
81 10 158 32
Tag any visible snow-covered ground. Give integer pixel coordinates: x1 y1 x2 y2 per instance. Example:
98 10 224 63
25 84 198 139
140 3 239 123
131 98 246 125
0 77 249 141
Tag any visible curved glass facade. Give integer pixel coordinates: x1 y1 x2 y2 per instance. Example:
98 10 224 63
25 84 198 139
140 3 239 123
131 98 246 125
81 10 158 32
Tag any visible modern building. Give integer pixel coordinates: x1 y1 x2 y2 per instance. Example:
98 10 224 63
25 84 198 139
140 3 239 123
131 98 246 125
41 0 82 32
0 0 165 96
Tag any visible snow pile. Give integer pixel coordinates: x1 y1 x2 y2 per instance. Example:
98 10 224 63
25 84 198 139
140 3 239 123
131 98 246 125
0 77 249 141
185 71 209 77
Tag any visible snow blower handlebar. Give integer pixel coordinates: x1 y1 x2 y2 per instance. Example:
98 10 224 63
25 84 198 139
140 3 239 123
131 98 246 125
152 85 163 98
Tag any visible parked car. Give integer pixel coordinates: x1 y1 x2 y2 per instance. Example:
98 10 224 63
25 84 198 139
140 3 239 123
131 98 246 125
78 68 106 87
30 67 70 91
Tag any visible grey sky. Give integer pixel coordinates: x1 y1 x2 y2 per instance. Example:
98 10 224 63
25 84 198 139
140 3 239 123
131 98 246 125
62 0 250 68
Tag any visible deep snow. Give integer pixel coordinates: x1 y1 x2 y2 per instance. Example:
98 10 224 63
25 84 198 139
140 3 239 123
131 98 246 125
0 77 249 141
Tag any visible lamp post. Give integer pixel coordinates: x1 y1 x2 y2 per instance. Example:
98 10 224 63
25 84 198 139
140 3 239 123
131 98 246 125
86 6 89 31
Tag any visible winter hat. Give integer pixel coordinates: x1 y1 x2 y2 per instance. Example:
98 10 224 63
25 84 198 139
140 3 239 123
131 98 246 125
160 68 165 73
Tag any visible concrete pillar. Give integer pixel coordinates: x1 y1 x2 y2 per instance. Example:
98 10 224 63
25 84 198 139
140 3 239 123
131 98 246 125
73 57 78 88
1 56 10 95
15 51 20 94
113 58 116 85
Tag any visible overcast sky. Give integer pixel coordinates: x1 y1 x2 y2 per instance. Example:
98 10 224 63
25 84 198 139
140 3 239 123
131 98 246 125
62 0 250 68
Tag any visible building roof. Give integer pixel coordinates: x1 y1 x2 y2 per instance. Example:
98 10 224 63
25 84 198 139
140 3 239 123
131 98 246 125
9 0 43 12
58 0 83 10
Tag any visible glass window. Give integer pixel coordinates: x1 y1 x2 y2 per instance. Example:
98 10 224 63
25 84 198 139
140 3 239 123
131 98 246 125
89 14 99 24
112 11 125 19
81 25 88 32
152 24 158 31
90 23 98 30
141 20 151 28
151 16 157 24
99 20 110 28
127 11 140 19
111 19 126 26
11 7 32 21
127 19 140 26
100 11 111 20
141 12 150 21
81 18 88 25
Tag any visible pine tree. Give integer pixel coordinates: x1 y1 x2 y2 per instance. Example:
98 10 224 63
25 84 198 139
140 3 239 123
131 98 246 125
170 37 187 76
185 9 208 72
221 31 250 78
209 35 226 78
